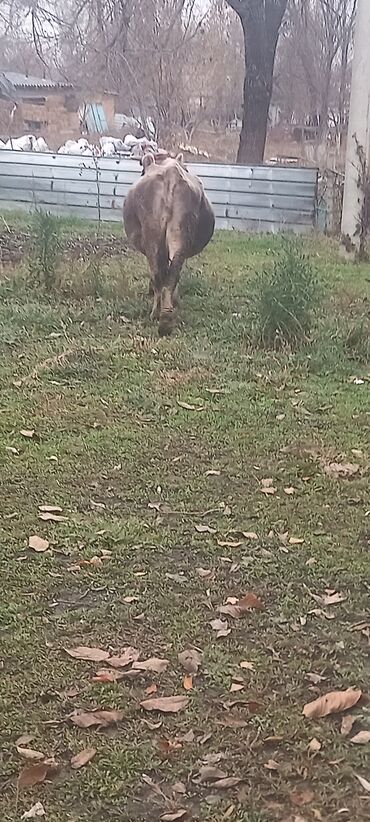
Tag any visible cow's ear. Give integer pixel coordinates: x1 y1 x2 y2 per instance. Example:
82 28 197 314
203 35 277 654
175 152 184 164
142 153 155 170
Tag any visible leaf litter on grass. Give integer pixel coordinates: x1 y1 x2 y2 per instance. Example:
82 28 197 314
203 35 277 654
65 646 110 662
18 759 58 789
21 803 46 819
178 649 202 674
28 535 49 553
210 618 231 638
70 747 96 769
132 657 169 673
140 696 188 713
219 592 262 618
70 709 123 728
16 746 45 761
303 688 361 718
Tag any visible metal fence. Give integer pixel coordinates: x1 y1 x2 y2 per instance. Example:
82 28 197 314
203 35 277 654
0 150 318 233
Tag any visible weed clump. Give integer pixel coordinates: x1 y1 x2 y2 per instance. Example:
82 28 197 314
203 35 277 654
250 239 320 348
28 209 61 290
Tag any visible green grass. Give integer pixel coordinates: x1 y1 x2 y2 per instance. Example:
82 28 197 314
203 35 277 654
0 218 369 822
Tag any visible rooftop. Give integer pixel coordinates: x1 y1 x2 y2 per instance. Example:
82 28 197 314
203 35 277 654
0 71 73 91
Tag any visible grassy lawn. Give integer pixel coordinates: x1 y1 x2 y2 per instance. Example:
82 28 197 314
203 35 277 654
0 217 369 822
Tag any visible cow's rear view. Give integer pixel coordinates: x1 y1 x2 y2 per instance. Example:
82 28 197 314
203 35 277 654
123 153 215 335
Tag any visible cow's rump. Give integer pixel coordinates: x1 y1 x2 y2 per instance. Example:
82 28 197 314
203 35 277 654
123 154 215 334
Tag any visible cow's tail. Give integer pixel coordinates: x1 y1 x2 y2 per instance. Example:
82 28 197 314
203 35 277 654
156 232 169 278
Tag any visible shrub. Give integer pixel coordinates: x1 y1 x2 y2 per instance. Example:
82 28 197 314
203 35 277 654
28 209 61 290
250 239 320 348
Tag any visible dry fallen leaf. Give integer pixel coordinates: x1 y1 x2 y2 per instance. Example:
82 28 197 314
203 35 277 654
264 759 279 771
157 737 182 755
341 714 356 736
213 777 242 789
145 683 158 695
39 512 68 522
178 649 202 674
20 429 35 439
308 738 322 753
107 647 140 668
18 760 57 789
289 536 304 545
290 789 315 806
140 696 188 713
311 590 347 607
284 487 295 495
38 504 63 513
183 675 193 690
206 469 221 476
210 618 231 638
160 811 187 821
230 682 244 693
239 660 254 671
350 731 370 745
92 669 124 683
195 524 216 534
260 478 277 495
65 646 110 663
355 774 370 792
7 437 21 452
70 747 96 769
15 735 34 747
197 765 227 783
177 400 204 411
242 531 258 540
303 688 361 719
324 461 360 479
217 539 243 548
21 803 45 819
219 592 262 619
28 535 49 553
16 747 45 761
70 709 123 728
132 657 169 674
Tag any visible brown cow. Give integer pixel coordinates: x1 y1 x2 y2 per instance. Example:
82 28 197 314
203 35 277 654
123 153 215 335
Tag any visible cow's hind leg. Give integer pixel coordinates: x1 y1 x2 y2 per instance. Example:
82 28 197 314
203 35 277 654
144 236 168 325
158 249 185 336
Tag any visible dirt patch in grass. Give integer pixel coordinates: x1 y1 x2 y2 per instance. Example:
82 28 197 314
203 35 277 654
0 227 127 265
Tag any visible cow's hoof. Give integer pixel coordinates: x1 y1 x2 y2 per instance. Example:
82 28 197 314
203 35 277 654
158 311 174 336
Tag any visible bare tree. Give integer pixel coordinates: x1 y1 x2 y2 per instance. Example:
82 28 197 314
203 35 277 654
225 0 288 163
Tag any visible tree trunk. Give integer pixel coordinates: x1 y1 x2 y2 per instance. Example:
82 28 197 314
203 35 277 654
237 20 275 163
226 1 288 165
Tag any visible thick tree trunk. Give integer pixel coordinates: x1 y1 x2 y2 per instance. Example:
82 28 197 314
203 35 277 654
226 0 288 165
237 23 275 164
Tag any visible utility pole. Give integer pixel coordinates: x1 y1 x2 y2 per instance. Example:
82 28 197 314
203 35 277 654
341 0 370 243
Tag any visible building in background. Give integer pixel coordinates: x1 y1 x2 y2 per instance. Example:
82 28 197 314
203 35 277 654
0 71 80 146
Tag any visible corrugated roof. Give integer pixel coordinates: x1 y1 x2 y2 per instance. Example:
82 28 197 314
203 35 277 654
0 71 73 90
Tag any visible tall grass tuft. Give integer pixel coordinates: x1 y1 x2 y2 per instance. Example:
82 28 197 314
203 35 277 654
28 209 61 290
251 239 320 348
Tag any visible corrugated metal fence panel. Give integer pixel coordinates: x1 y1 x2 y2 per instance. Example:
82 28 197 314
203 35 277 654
0 150 318 233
